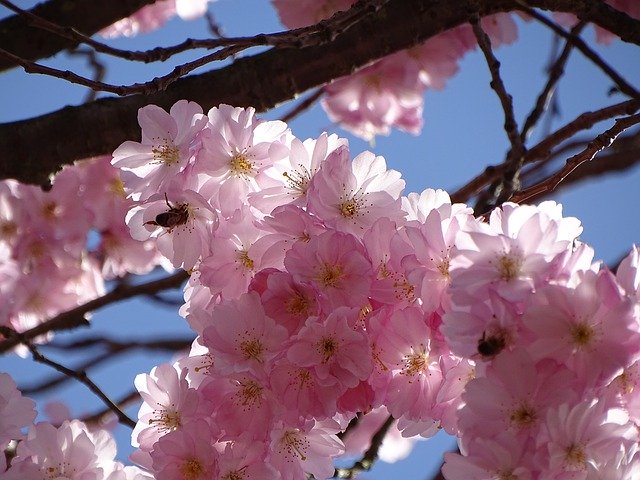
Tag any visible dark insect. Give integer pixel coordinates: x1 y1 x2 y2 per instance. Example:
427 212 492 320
477 331 506 358
144 193 190 232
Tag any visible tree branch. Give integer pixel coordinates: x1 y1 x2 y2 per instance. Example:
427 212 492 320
510 113 640 203
334 414 395 478
0 0 156 72
520 3 640 99
520 22 585 141
0 270 189 354
450 98 640 203
20 336 193 395
1 0 639 185
0 326 136 429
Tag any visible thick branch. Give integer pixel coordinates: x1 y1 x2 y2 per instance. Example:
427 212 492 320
0 0 156 72
1 0 640 185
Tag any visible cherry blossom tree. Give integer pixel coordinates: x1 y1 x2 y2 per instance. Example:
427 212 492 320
1 1 639 479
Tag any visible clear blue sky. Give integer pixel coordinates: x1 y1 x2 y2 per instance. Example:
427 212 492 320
1 1 639 478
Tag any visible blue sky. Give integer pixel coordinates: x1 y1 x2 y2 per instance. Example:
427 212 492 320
1 1 639 478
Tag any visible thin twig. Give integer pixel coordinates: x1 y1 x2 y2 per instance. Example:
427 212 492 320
0 326 136 429
518 2 640 99
67 47 105 103
471 15 526 210
471 16 524 159
21 336 193 395
510 113 640 203
279 89 324 123
81 389 141 426
520 22 586 142
334 414 395 478
450 98 640 203
0 270 189 353
0 44 245 96
0 0 378 63
526 99 640 162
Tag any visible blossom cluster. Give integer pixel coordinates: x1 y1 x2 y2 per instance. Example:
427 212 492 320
72 100 640 479
272 0 639 140
0 373 152 479
0 157 167 350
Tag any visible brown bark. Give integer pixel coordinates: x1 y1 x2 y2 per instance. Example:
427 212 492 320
0 0 638 186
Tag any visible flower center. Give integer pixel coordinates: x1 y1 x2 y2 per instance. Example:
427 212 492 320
564 443 586 469
438 258 450 278
230 153 254 176
286 292 310 316
283 167 311 196
318 336 338 363
149 408 181 433
498 253 521 281
240 339 264 362
237 380 262 407
571 322 594 346
402 350 429 376
339 198 359 218
280 430 309 461
318 263 342 287
237 250 254 270
509 403 537 428
180 458 205 480
152 140 180 165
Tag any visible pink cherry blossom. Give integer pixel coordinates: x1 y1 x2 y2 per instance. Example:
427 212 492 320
458 350 578 441
284 230 373 310
287 307 372 390
202 291 288 376
524 269 640 388
5 420 121 480
216 439 278 480
307 149 405 235
249 133 348 213
322 51 426 139
370 306 444 425
132 362 209 454
442 432 535 480
258 269 320 335
202 372 276 440
269 420 345 480
150 421 219 480
0 372 36 446
126 187 218 270
270 360 339 421
112 100 207 200
542 400 636 474
198 206 282 299
451 201 581 306
403 206 470 312
363 218 417 307
196 104 291 216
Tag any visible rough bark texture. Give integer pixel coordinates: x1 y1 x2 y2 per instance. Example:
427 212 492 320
0 0 638 185
0 0 156 72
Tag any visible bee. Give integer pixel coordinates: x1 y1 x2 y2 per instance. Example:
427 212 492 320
144 193 190 232
477 331 506 358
